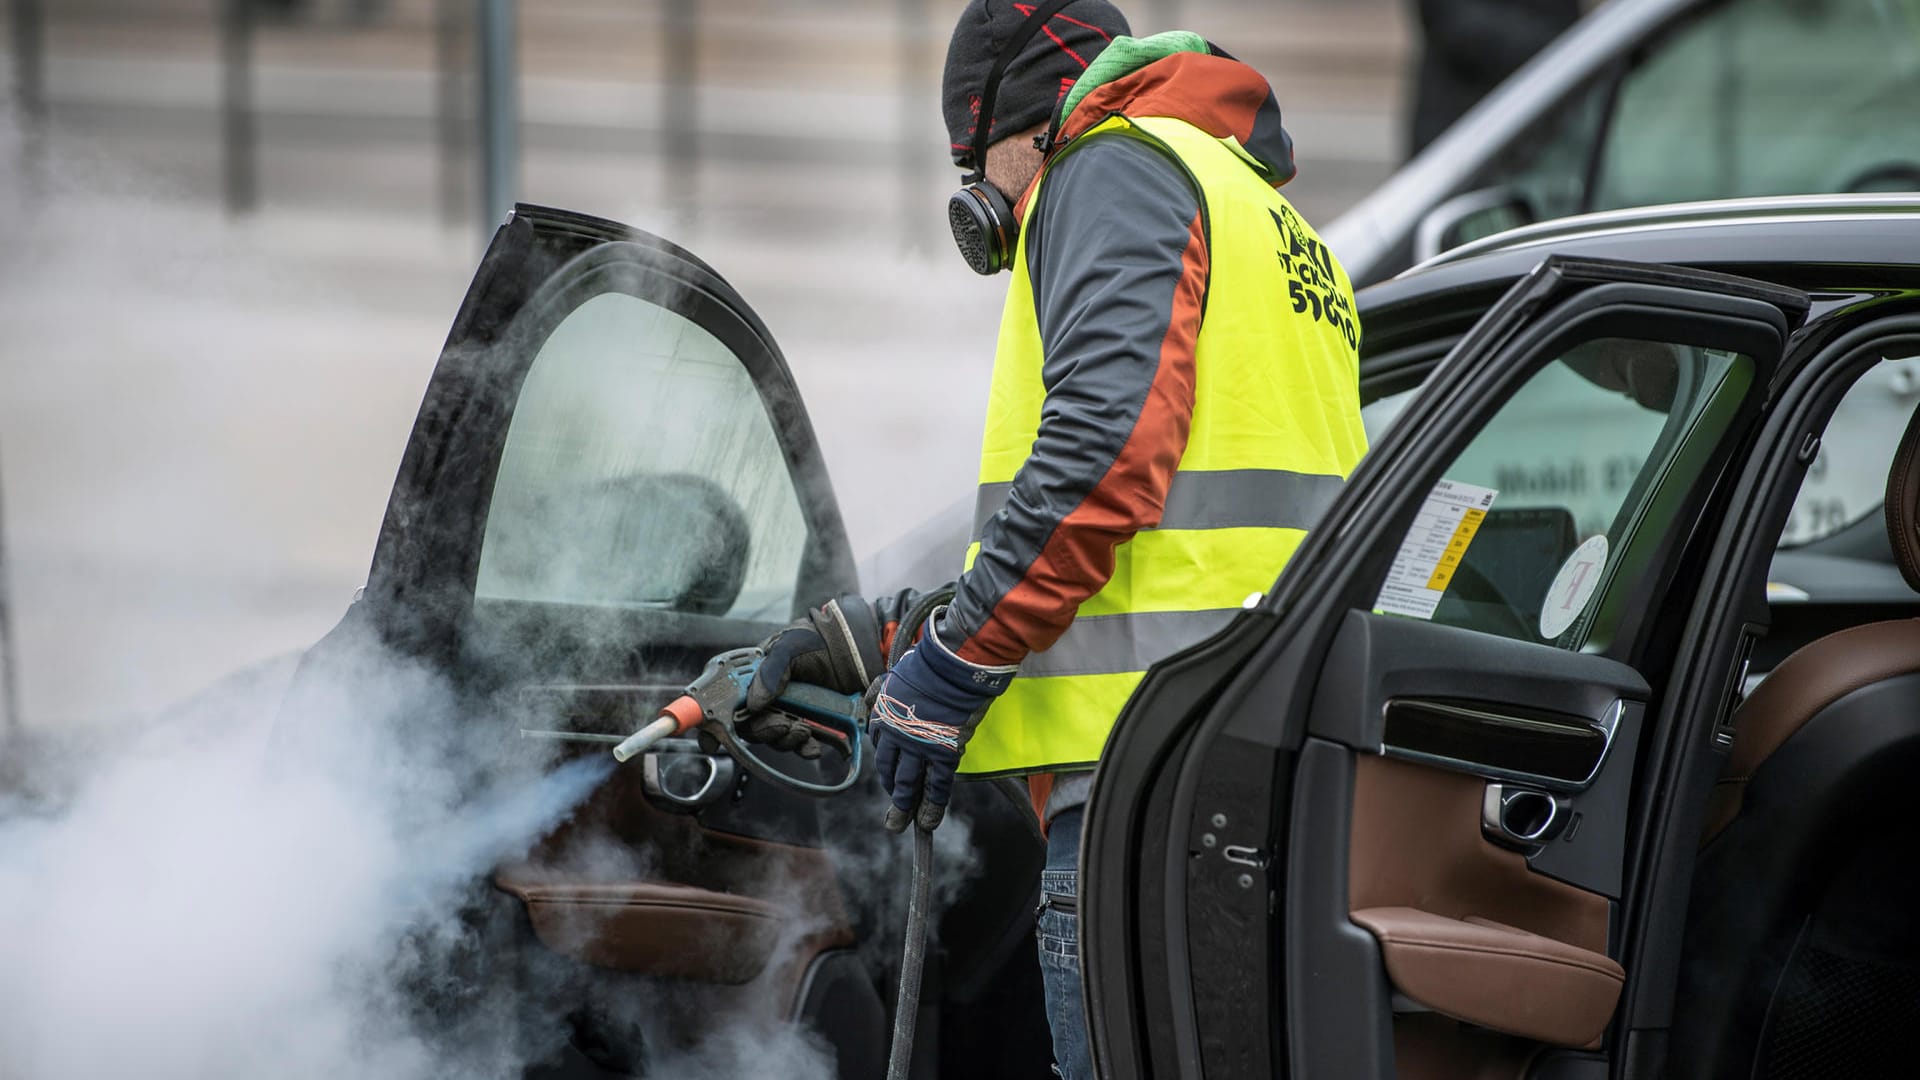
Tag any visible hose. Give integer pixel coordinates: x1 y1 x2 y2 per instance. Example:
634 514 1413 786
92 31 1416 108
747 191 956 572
887 825 933 1080
888 587 953 668
881 584 953 1080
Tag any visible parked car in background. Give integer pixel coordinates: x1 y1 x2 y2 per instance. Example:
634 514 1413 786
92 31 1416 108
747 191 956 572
1324 0 1920 286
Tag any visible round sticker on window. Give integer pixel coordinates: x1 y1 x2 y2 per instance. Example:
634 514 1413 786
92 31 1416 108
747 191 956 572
1540 535 1610 640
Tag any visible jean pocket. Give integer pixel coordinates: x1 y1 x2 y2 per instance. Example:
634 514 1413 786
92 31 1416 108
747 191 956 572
1037 906 1079 961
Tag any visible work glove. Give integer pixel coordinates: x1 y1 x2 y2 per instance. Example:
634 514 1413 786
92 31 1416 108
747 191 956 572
731 710 850 760
868 610 1014 832
740 595 888 758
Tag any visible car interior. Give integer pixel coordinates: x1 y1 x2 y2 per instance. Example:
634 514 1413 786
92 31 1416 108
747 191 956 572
1338 338 1920 1080
1339 345 1920 1080
1668 361 1920 1080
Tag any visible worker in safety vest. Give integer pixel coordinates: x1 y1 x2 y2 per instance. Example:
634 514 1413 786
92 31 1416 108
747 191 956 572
745 2 1366 1074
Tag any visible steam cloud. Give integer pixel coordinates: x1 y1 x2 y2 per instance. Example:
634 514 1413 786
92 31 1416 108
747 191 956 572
0 638 591 1078
0 110 840 1080
0 91 993 1080
0 622 882 1079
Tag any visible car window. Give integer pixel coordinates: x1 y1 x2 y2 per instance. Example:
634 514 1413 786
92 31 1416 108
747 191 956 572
1781 354 1920 546
1366 347 1920 560
1372 337 1752 647
1594 0 1920 210
474 292 809 619
1482 71 1613 227
1480 0 1920 228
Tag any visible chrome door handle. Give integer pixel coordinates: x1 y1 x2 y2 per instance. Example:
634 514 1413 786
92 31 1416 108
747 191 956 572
1481 783 1565 848
642 745 737 811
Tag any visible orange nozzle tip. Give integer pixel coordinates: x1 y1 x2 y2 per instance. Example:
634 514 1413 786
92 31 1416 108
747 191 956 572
661 695 703 733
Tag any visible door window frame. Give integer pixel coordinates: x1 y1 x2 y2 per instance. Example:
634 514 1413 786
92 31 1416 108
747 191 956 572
362 208 856 656
1340 288 1784 658
1622 312 1920 1071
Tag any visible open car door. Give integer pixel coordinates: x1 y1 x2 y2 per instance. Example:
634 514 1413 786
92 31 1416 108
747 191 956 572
1083 257 1810 1078
281 206 889 1076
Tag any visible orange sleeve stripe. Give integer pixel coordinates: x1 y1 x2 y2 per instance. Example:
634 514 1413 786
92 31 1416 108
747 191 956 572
956 210 1207 666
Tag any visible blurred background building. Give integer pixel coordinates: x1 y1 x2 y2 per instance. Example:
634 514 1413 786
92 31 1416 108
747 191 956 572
0 0 1410 732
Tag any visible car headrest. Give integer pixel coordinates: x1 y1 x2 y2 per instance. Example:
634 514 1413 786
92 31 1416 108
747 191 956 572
1885 401 1920 592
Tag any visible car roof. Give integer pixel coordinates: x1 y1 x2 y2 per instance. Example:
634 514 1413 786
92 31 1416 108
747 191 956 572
1358 194 1920 313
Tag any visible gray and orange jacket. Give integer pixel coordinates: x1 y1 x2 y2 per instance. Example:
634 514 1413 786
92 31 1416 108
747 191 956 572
937 33 1369 778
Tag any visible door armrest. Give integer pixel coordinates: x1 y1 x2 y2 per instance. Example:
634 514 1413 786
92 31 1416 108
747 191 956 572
1351 906 1623 1048
495 872 782 984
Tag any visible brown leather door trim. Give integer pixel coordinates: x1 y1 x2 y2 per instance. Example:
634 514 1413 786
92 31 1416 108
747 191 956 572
1350 754 1611 954
495 875 783 984
497 759 856 1013
1353 907 1624 1049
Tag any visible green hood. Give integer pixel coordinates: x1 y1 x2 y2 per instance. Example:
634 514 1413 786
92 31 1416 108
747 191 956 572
1061 31 1209 124
1052 31 1298 188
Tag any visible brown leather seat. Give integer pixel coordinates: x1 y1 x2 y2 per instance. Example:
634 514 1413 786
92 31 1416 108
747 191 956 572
1701 621 1920 839
1672 400 1920 1079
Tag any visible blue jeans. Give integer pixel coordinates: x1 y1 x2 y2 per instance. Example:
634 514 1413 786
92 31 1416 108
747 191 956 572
1038 806 1092 1079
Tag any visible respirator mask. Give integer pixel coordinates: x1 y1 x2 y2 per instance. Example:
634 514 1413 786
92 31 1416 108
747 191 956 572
947 0 1076 276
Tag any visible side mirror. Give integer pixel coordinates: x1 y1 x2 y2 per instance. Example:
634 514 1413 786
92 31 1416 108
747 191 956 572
1413 187 1537 264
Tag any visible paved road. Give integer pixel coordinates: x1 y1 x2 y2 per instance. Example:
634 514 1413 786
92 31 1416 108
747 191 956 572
0 0 1411 731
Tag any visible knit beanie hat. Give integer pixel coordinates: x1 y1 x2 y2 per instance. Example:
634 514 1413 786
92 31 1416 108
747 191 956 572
942 0 1131 167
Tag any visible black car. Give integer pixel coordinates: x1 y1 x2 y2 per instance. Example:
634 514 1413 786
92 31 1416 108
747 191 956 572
291 194 1920 1078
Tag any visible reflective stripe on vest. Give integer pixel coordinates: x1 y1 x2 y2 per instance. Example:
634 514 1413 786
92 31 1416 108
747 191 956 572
971 468 1346 539
957 113 1369 778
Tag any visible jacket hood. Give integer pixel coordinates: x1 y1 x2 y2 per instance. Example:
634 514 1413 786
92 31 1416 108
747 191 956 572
1054 32 1297 188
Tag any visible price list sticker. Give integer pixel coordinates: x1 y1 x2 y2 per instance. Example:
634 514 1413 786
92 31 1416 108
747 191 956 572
1374 479 1498 620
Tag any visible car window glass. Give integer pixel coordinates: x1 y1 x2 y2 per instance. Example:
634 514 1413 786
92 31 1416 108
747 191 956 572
1477 72 1613 227
1475 0 1920 231
1781 354 1920 546
474 292 809 619
1372 338 1751 647
1592 0 1920 211
1361 388 1416 442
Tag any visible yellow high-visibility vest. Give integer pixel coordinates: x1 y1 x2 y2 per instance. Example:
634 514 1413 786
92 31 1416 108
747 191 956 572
958 113 1368 777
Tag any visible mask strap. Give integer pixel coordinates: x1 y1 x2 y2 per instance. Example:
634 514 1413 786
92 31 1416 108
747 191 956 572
965 0 1079 185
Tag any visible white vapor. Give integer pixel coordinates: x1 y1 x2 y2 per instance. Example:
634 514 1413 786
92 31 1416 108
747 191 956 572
0 636 611 1079
0 74 1000 1080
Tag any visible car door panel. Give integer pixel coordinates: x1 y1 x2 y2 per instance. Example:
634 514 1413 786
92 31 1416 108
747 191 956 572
1317 612 1648 901
1350 905 1623 1050
1084 256 1808 1079
275 205 895 1075
494 771 854 987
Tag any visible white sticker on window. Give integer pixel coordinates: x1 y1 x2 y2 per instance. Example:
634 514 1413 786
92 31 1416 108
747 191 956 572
1539 535 1610 640
1374 479 1499 620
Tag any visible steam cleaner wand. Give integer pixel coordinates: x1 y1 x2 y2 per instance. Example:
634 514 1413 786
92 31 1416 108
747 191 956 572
610 647 866 796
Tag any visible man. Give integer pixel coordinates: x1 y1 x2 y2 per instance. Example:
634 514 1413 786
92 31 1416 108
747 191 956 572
747 2 1367 1074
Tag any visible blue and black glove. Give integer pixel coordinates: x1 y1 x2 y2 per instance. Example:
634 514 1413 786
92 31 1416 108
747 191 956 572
869 611 1015 832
